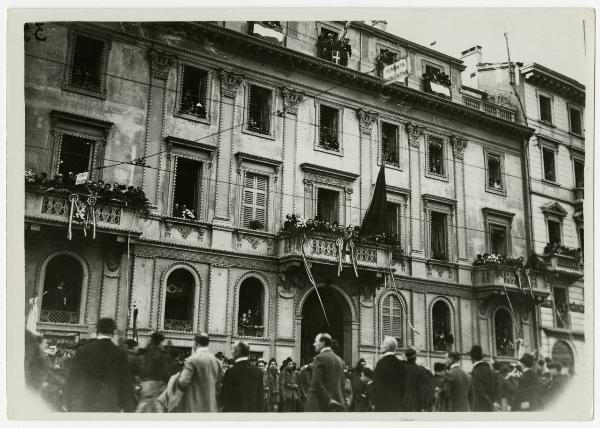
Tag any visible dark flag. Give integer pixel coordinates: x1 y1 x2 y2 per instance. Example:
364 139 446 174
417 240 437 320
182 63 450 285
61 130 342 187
360 163 387 237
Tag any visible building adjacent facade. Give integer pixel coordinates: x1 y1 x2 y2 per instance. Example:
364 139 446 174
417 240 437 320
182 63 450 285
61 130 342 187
26 21 560 370
463 47 586 373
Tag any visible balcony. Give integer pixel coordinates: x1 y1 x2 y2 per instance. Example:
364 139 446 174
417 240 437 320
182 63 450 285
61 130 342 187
39 309 79 324
25 189 142 237
463 95 517 122
163 319 193 332
544 253 583 277
573 187 584 209
238 324 265 338
472 265 549 300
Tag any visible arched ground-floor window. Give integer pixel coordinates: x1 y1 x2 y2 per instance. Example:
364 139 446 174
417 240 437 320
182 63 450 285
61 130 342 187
432 300 453 351
495 307 515 357
40 254 83 324
238 277 265 337
164 269 195 332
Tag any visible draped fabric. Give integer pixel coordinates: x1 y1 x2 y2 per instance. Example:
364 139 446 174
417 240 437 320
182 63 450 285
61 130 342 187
360 163 388 237
317 189 339 224
430 213 446 260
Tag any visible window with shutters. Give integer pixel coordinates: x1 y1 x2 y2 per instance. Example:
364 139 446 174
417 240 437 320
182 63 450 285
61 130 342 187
163 269 195 332
430 211 448 261
381 294 404 348
381 122 400 166
247 85 272 135
241 172 268 230
178 64 208 120
66 32 109 96
426 135 446 178
172 158 203 221
318 104 340 152
316 188 339 224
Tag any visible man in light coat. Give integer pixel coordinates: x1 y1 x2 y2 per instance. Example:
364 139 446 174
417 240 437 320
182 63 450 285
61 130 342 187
177 333 223 412
304 333 346 412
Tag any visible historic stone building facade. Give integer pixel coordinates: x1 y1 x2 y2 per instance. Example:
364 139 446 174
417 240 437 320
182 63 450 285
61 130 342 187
26 21 550 370
462 48 586 373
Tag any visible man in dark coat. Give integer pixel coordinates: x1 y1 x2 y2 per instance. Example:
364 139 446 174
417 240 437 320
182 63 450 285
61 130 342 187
442 351 471 411
373 336 406 411
512 353 541 411
402 347 435 412
468 345 498 411
219 341 264 412
65 318 134 412
542 362 569 408
304 333 346 412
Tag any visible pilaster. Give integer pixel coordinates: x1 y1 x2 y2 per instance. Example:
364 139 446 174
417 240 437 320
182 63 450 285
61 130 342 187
281 87 303 220
406 123 425 256
451 135 469 262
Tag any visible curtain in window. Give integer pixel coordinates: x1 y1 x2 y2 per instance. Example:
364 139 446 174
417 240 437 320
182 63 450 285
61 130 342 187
431 213 446 260
317 189 338 224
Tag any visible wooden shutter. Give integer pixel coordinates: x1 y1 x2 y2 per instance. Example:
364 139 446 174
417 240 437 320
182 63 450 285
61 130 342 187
242 172 268 228
382 295 403 345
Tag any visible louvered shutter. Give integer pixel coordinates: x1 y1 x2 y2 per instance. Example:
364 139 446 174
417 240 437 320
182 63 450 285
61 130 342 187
382 295 403 347
382 296 392 338
241 172 268 228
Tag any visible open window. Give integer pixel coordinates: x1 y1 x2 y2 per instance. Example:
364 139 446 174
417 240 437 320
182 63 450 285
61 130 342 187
247 85 272 135
241 172 268 230
430 211 448 261
40 255 83 324
67 33 108 93
547 219 562 245
574 159 584 188
248 21 284 44
542 147 557 182
178 65 208 119
381 294 404 349
381 122 400 166
494 308 515 357
173 158 202 220
539 94 553 124
58 134 95 177
317 188 339 225
486 152 504 192
432 301 452 352
164 269 195 332
427 136 445 177
553 287 570 329
238 277 265 337
318 104 340 152
569 106 583 135
490 225 508 256
386 202 400 236
317 27 351 66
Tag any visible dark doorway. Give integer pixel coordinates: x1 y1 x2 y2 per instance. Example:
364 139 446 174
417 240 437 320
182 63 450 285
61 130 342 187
301 287 346 366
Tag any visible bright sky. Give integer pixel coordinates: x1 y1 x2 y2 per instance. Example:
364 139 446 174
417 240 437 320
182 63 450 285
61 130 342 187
387 8 592 83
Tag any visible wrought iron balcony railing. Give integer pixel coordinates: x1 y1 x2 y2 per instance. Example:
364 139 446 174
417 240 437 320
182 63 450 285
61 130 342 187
163 318 193 332
238 324 265 337
39 309 80 324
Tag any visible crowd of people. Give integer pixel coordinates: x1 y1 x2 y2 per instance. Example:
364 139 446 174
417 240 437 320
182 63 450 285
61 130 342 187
25 317 572 413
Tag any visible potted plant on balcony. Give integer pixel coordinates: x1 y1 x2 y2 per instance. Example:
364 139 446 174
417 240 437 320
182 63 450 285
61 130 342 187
248 219 265 231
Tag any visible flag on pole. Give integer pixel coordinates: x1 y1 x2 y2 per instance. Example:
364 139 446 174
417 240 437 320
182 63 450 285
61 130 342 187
360 163 388 238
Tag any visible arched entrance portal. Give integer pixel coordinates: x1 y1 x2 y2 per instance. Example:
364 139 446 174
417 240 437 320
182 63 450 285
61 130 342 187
300 286 353 366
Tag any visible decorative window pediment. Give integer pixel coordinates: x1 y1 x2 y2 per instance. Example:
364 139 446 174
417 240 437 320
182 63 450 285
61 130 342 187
541 202 568 218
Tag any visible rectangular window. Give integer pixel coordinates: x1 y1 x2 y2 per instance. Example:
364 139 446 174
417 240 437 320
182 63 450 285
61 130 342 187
430 211 447 261
173 158 202 220
547 220 562 245
319 104 340 151
58 134 94 176
542 148 556 182
490 225 507 255
381 122 399 166
377 48 398 77
247 85 272 135
569 107 583 135
179 65 208 119
553 287 570 329
69 34 106 92
574 159 584 188
317 188 339 225
386 202 400 236
425 64 441 75
539 94 553 123
578 228 584 260
487 154 503 190
242 172 268 230
428 137 445 176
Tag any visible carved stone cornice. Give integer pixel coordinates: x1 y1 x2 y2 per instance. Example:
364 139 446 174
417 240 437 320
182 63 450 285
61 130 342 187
450 135 468 160
219 69 243 98
281 87 304 115
357 109 378 136
406 123 425 148
148 49 176 80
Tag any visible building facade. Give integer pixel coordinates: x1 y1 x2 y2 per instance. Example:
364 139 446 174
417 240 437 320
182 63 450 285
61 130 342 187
463 48 586 373
26 21 549 369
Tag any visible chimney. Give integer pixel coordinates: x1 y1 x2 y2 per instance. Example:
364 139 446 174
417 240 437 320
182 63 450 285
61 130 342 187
371 20 387 32
460 45 483 90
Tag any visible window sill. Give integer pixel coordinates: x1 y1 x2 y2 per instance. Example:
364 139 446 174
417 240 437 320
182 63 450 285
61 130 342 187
568 131 585 139
314 145 344 157
164 216 210 228
234 227 276 238
378 158 404 171
426 259 456 268
62 82 106 100
485 186 507 197
425 170 449 182
242 126 276 141
173 110 211 125
538 120 556 128
542 179 561 188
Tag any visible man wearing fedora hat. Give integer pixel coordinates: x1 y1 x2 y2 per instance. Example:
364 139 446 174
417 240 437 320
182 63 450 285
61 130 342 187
512 353 541 411
402 347 435 412
467 345 499 411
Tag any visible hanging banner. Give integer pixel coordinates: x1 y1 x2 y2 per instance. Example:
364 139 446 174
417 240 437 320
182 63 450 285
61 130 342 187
382 57 411 85
75 171 89 185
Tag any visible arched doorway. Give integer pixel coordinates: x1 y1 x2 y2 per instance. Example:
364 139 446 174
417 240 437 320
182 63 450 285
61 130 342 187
300 286 352 366
552 341 575 375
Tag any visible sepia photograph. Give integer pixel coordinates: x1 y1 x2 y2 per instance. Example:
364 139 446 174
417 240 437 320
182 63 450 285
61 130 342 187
4 4 595 422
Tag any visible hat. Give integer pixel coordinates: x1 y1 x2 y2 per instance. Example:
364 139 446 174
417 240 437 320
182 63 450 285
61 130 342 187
519 353 534 368
405 347 418 360
469 345 483 361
